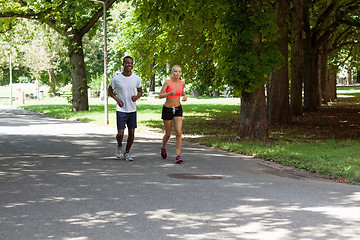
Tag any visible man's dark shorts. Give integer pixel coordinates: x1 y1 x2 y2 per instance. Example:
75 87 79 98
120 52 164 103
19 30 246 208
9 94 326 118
162 105 183 120
116 111 137 130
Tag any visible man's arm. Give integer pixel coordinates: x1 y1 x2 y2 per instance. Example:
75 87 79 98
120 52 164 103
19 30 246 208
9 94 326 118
108 85 124 107
131 87 143 102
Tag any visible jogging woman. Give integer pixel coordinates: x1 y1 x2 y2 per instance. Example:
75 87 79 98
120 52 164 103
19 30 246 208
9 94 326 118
159 65 187 163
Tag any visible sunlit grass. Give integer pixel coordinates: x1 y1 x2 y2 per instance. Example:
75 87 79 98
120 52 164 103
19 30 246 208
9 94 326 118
201 138 360 182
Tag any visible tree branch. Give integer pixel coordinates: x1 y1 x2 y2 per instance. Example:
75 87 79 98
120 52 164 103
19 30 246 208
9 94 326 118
0 21 12 34
332 26 352 47
81 0 117 35
16 0 28 7
338 45 354 66
315 0 338 29
338 19 360 28
332 41 360 52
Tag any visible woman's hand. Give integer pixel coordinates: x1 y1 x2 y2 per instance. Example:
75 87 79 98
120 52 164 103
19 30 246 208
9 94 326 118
182 95 187 102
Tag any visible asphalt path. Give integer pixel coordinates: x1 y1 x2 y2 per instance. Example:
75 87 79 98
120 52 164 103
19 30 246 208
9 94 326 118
1 107 359 240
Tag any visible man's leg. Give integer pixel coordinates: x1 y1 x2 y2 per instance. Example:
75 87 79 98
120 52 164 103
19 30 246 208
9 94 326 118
116 111 126 158
116 111 126 148
125 128 135 153
123 112 137 161
116 129 125 148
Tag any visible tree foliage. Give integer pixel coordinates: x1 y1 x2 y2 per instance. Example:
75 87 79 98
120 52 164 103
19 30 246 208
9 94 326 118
120 0 283 97
0 0 116 110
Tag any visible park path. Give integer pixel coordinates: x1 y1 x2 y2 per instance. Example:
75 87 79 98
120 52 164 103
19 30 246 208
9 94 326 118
1 107 360 240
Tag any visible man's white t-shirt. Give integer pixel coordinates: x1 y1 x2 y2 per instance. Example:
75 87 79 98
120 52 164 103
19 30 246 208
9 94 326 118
110 73 142 113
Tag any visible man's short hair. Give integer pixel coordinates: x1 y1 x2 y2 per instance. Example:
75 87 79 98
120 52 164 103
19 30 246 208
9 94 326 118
123 56 133 63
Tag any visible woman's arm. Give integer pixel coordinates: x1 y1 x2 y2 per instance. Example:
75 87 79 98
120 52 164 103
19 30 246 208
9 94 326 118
159 80 175 99
181 81 187 101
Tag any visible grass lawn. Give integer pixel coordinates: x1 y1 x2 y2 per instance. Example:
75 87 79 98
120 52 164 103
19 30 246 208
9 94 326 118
9 88 360 184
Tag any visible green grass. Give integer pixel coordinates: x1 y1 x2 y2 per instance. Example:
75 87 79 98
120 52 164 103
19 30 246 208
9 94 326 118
10 89 360 184
201 139 360 183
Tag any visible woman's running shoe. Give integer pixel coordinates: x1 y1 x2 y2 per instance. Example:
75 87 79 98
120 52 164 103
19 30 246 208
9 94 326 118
161 146 167 159
175 155 183 164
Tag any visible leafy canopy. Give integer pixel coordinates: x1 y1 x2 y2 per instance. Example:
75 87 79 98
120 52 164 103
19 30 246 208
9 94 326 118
122 0 283 94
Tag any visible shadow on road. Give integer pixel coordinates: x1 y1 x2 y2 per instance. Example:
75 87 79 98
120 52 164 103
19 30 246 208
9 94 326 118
1 108 360 240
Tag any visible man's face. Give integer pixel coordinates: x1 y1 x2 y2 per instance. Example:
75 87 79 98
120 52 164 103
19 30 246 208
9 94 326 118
123 58 134 72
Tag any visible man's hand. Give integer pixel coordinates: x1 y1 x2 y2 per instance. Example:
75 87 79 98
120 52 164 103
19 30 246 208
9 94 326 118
117 99 124 107
131 95 138 102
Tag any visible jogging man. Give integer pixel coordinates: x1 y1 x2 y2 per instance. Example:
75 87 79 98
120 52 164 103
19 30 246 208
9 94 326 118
108 56 142 161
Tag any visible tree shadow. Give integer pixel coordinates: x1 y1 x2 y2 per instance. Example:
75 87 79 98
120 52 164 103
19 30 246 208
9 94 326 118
1 108 360 239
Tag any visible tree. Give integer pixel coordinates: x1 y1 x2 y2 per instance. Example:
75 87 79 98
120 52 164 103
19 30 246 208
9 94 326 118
267 0 291 125
126 0 282 140
217 1 282 140
302 0 360 111
0 0 117 111
328 23 360 96
290 0 304 116
12 19 67 93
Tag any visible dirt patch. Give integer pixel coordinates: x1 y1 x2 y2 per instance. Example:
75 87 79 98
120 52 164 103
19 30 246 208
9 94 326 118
270 102 360 141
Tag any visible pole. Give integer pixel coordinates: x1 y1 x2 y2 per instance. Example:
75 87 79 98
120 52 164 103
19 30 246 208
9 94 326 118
103 1 109 124
9 45 12 106
90 0 109 124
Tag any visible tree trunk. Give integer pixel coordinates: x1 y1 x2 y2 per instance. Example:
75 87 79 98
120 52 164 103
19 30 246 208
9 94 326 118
290 0 304 116
149 62 155 92
328 64 337 101
149 73 155 92
347 64 352 85
303 2 322 112
48 67 56 94
303 36 320 111
316 55 322 106
68 32 89 111
320 48 330 104
238 85 268 140
267 0 291 125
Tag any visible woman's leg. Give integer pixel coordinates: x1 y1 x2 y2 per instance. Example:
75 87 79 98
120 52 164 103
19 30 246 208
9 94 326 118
173 117 183 156
162 120 172 149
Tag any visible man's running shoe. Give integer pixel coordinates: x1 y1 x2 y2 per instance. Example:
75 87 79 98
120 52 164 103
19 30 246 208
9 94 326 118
175 155 183 164
161 146 167 159
124 152 133 161
115 145 124 159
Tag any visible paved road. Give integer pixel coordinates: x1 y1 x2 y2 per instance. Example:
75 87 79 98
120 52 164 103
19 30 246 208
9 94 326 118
1 107 359 240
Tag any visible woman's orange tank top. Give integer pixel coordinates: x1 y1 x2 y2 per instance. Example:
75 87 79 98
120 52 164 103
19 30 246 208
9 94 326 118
166 79 183 98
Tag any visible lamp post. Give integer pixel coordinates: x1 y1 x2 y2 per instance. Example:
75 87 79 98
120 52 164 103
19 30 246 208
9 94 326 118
91 0 109 124
1 42 12 105
9 44 12 106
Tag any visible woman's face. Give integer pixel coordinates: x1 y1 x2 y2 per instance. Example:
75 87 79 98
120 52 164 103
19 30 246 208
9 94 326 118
172 66 182 79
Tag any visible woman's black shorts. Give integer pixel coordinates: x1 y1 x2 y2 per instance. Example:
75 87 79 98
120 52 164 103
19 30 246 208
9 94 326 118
162 105 183 120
